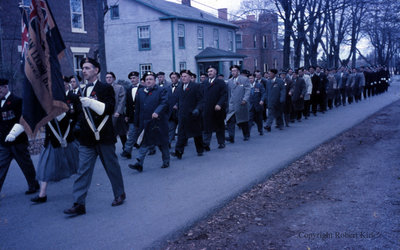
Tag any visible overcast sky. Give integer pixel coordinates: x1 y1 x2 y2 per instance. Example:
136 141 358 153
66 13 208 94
166 0 241 16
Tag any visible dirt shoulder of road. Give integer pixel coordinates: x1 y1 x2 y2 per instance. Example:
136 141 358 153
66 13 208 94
164 100 400 249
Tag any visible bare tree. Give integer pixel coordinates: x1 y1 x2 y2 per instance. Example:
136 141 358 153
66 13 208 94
362 0 400 66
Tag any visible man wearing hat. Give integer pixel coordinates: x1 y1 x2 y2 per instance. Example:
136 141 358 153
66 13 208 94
202 65 228 150
64 58 126 216
121 71 142 159
171 70 204 159
226 65 251 142
157 72 171 88
129 71 170 172
0 78 39 195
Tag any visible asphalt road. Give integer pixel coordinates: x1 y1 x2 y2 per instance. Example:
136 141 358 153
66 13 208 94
1 77 399 249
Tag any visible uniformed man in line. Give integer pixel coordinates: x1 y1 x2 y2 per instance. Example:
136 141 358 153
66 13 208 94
64 58 126 216
129 72 170 172
105 72 128 150
168 72 181 147
202 66 228 150
171 70 205 159
121 71 142 159
225 65 251 142
0 78 39 195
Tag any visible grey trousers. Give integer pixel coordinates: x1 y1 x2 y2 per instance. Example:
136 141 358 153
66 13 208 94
136 144 170 167
123 123 139 154
73 143 125 205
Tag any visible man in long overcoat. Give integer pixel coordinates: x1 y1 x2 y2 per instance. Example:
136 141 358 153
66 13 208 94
172 70 204 159
248 74 265 135
202 66 228 150
264 69 285 131
290 69 307 121
105 72 127 150
129 72 169 172
226 65 251 142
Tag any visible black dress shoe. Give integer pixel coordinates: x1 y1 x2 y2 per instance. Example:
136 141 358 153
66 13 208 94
225 136 234 143
171 151 182 159
264 126 271 132
204 145 210 152
31 195 47 203
64 203 86 215
120 151 131 159
148 149 156 155
129 162 143 172
112 193 126 206
243 136 249 141
218 143 225 149
259 131 264 135
161 163 169 169
25 182 40 195
197 152 203 156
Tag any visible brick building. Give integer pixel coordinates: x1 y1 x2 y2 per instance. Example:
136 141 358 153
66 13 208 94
232 12 283 73
0 0 99 94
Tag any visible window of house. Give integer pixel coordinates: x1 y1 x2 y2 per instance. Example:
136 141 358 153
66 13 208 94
274 58 278 69
264 63 268 72
213 29 219 49
197 26 204 50
254 58 258 70
263 35 267 48
253 34 257 48
73 53 86 76
138 26 151 50
178 24 185 49
272 34 277 49
140 64 152 78
70 0 85 33
110 5 119 20
228 31 233 51
236 33 242 49
179 62 186 71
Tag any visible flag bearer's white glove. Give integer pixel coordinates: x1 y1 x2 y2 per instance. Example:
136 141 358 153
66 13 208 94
80 97 105 115
5 123 25 142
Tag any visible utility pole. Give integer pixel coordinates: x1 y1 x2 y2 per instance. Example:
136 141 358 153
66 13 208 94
97 0 107 82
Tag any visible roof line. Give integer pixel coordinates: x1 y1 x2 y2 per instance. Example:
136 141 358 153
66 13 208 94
159 16 238 29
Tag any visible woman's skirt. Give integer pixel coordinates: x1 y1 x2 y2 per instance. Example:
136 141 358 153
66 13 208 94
36 140 79 182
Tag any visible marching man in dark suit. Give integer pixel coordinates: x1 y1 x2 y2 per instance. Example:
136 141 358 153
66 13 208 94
202 66 228 150
0 78 39 195
171 70 205 159
64 58 126 216
129 72 170 172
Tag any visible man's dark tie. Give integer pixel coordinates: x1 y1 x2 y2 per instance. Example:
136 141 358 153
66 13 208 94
86 83 94 87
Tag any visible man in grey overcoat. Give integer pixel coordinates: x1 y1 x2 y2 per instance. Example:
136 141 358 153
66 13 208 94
226 65 251 142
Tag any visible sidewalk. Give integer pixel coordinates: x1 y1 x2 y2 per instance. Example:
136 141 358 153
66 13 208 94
1 77 399 249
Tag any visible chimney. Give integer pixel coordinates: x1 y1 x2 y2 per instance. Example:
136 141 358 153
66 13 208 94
247 15 256 21
182 0 191 7
218 8 228 20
